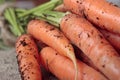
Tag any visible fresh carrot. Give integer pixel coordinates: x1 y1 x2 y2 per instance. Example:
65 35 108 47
16 34 42 80
27 20 78 80
63 0 120 35
37 10 120 80
99 29 120 52
40 47 108 80
60 13 120 80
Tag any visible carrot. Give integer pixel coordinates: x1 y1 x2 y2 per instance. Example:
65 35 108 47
40 47 108 80
16 34 42 80
27 20 78 80
73 45 99 71
61 13 120 80
99 29 120 52
54 4 68 12
54 3 120 51
63 0 120 35
37 11 120 80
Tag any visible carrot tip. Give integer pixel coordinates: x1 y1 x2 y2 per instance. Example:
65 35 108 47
69 52 78 80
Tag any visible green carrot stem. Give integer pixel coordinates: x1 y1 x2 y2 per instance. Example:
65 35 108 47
15 8 26 17
8 8 17 25
18 0 62 18
15 8 26 13
4 9 18 36
4 8 24 36
37 16 60 27
35 11 68 27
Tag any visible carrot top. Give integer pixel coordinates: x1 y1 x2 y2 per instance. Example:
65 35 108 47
18 0 63 18
36 10 67 27
4 0 62 37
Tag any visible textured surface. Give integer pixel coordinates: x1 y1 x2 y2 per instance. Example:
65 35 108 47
0 48 21 80
0 0 120 80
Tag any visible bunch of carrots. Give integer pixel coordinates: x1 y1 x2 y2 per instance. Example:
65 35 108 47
5 0 120 80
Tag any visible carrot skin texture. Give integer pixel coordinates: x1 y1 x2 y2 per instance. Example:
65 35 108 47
27 20 78 80
54 4 68 12
40 47 108 80
100 29 120 52
16 34 42 80
60 14 120 80
63 0 120 35
27 20 74 58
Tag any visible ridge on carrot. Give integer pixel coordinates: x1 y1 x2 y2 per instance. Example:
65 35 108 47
36 10 120 80
27 20 78 80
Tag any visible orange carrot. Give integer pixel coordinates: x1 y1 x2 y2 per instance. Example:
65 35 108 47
54 4 68 12
60 13 120 80
63 0 120 35
54 3 120 51
27 20 78 80
33 9 120 80
40 47 108 80
99 29 120 52
73 45 99 71
54 3 120 52
16 34 42 80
